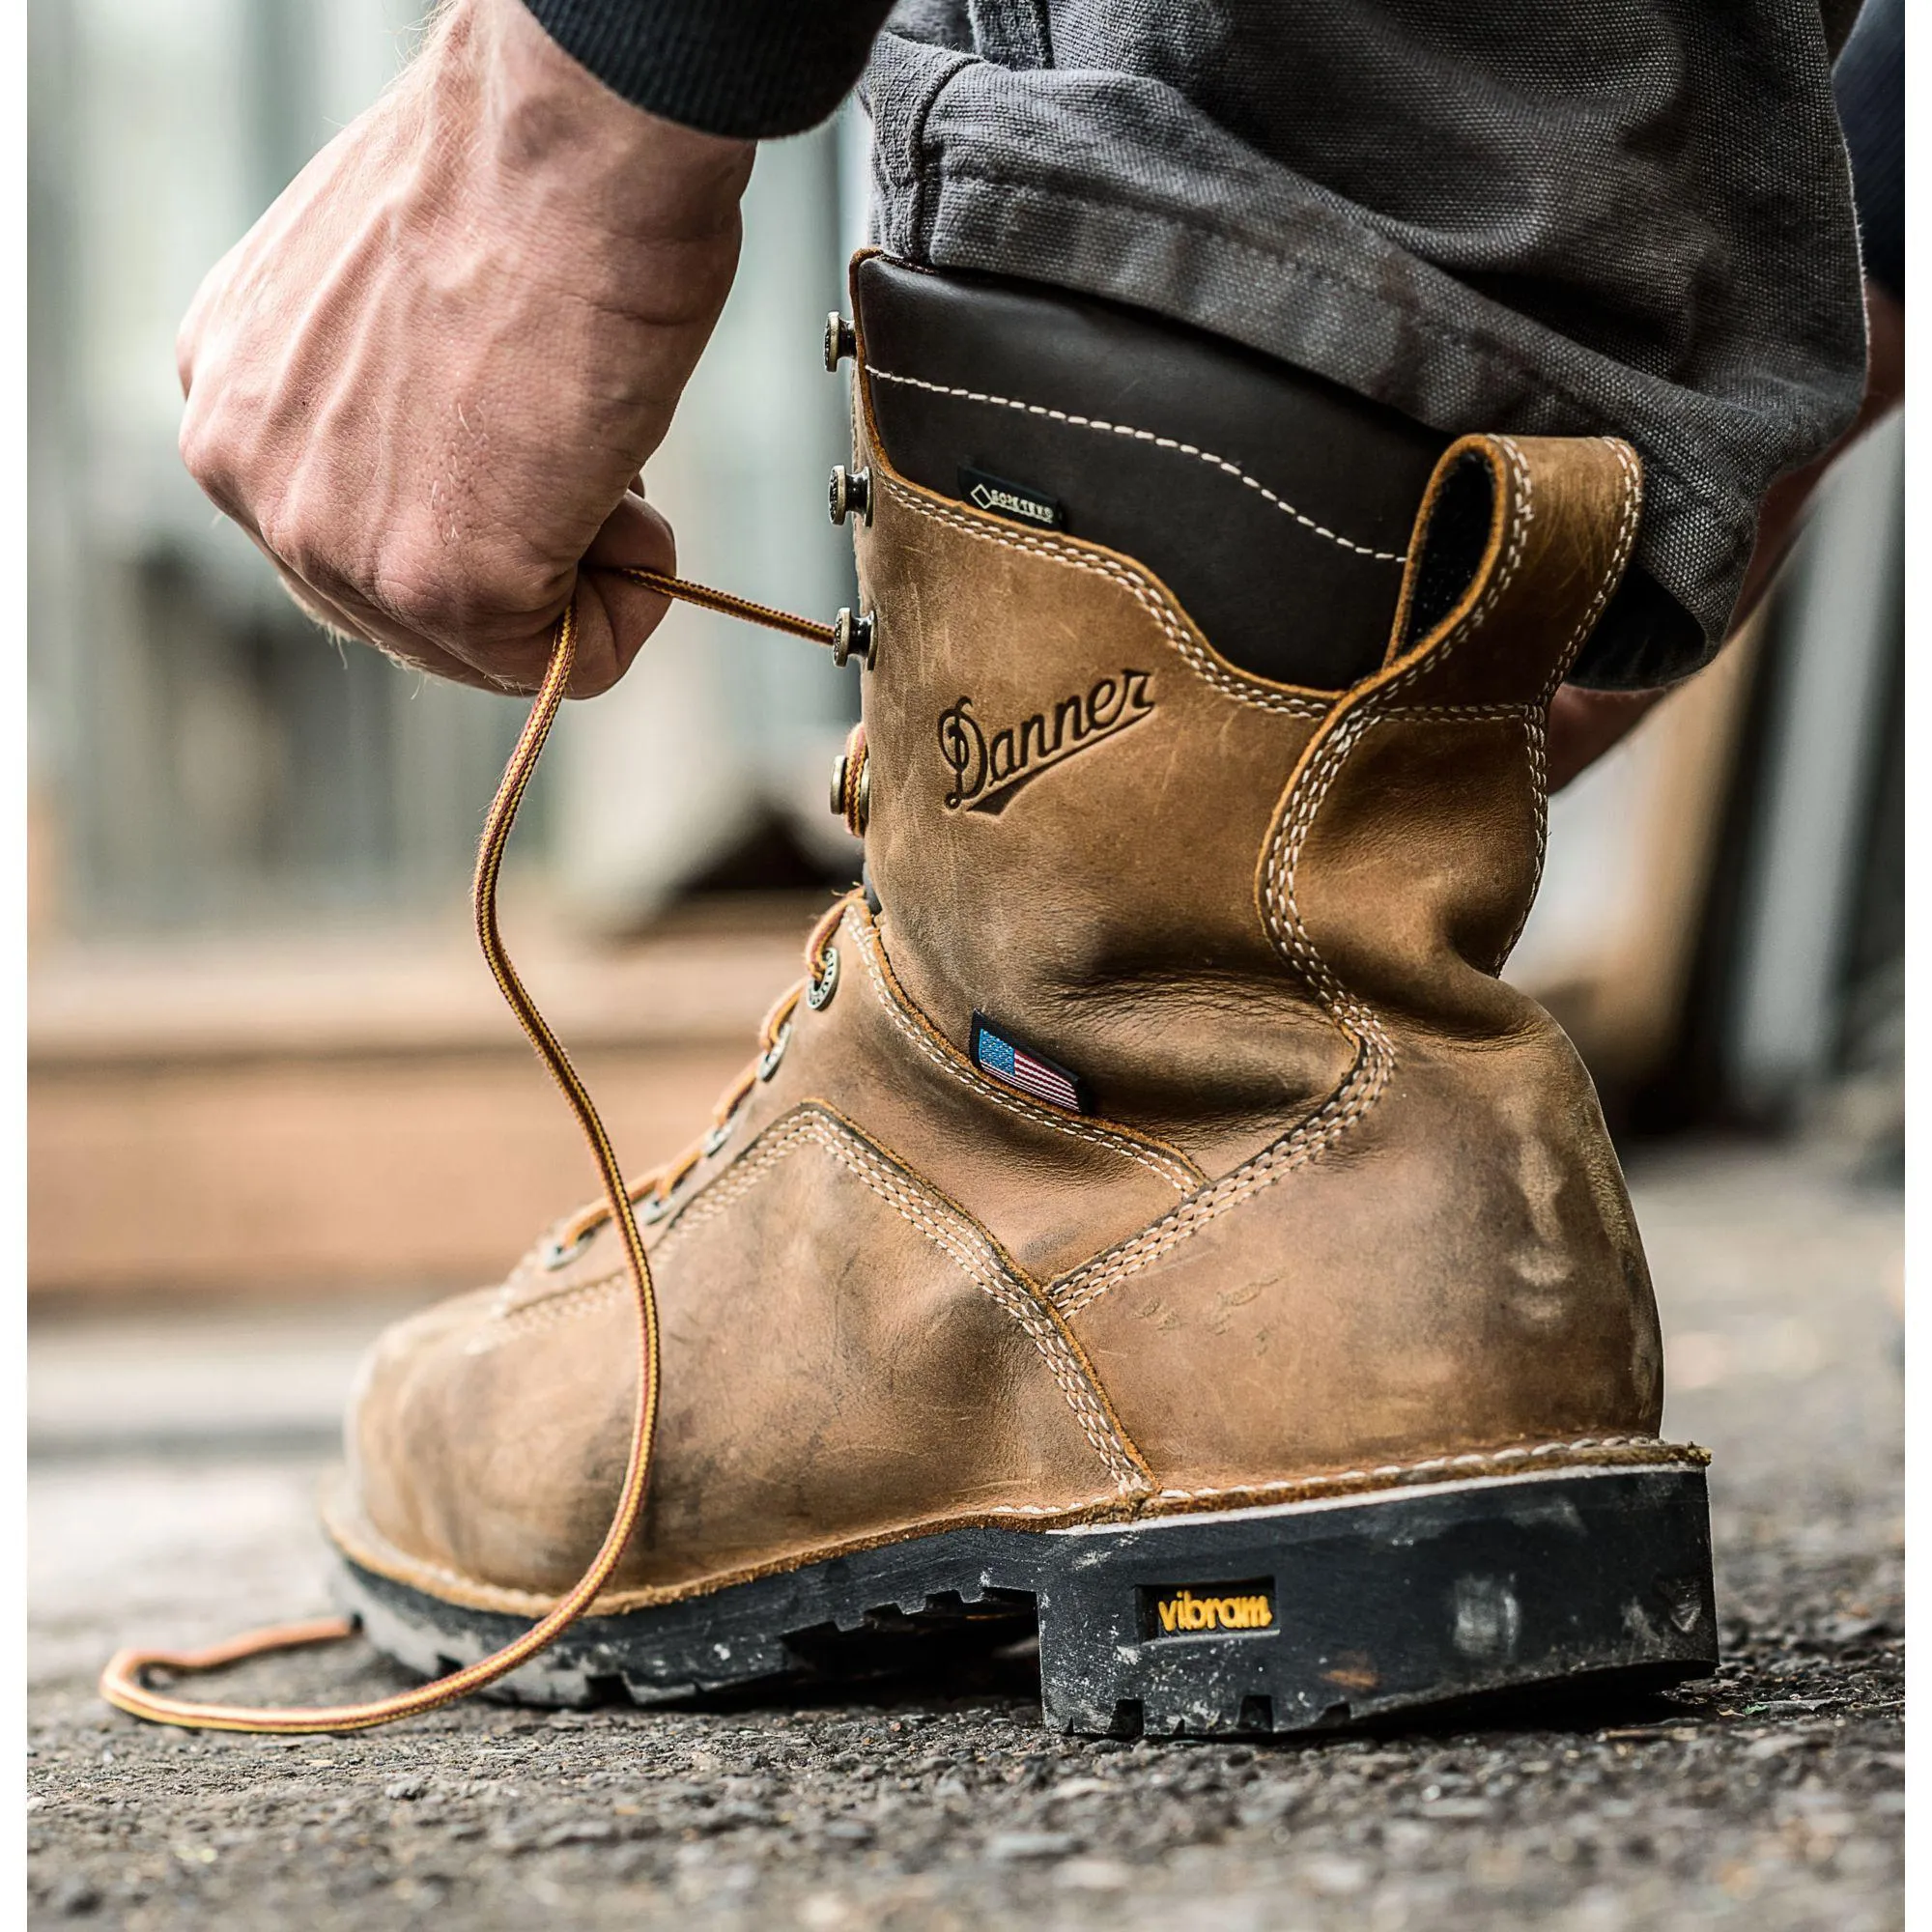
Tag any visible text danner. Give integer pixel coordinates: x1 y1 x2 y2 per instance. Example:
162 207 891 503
938 670 1155 813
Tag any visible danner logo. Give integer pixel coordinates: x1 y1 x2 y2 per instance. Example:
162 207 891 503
937 670 1155 815
1145 1584 1276 1638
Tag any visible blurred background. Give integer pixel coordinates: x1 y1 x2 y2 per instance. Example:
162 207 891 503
25 0 1902 1325
24 19 1903 1928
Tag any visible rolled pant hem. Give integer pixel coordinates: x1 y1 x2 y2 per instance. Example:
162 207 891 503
884 163 1776 668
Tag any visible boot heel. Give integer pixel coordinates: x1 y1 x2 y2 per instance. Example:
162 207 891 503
1030 1462 1716 1737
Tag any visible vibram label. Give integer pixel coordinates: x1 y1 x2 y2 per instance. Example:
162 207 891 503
1142 1580 1277 1640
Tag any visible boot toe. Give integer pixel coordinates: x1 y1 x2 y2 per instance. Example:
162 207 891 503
336 1273 638 1604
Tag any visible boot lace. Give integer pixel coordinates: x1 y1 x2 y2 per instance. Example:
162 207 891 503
99 567 841 1733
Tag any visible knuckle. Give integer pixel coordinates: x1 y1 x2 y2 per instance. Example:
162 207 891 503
176 410 225 489
380 546 550 644
254 490 320 578
371 543 484 637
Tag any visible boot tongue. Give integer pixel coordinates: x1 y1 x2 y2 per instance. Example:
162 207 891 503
854 255 1447 692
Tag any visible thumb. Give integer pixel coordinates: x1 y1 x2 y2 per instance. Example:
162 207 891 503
565 490 680 698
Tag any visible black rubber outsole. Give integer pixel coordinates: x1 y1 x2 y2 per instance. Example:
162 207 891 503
334 1461 1717 1738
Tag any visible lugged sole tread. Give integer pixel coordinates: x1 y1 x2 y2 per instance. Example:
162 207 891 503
333 1463 1717 1737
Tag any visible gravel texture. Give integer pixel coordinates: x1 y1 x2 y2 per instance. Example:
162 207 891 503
28 1145 1903 1930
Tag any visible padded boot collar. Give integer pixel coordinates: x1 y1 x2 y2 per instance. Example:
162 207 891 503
853 253 1447 691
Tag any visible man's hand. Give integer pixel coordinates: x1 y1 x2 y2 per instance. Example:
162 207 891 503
176 0 753 696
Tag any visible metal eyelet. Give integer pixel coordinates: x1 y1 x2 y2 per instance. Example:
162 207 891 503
824 313 856 372
538 1229 592 1271
639 1191 673 1226
828 466 872 526
701 1121 734 1157
829 724 870 837
831 608 877 670
756 1020 794 1081
807 945 840 1010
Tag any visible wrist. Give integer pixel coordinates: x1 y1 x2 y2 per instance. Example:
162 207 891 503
439 0 755 251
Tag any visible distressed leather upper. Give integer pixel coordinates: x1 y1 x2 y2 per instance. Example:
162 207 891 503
328 264 1667 1615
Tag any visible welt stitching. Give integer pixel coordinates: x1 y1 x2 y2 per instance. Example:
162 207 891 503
867 365 1406 564
849 910 1197 1191
882 477 1328 719
344 1432 1696 1621
1151 1435 1704 1503
347 1487 1141 1617
655 1107 1140 1489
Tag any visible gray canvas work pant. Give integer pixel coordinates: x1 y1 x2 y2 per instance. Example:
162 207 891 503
864 2 1869 688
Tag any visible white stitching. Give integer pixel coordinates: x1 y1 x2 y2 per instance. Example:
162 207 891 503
1053 442 1548 1317
1376 701 1540 722
656 1108 1147 1492
471 1106 1144 1490
868 365 1407 565
1052 705 1400 1316
469 1273 626 1349
1537 438 1643 709
825 1129 1145 1492
881 478 1329 720
1150 1435 1706 1502
847 910 1199 1192
1379 436 1536 707
1500 708 1551 968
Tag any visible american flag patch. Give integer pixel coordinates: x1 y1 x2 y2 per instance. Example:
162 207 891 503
969 1011 1089 1115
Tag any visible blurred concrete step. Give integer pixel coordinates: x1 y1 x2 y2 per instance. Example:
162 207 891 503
29 898 818 1298
28 1299 412 1459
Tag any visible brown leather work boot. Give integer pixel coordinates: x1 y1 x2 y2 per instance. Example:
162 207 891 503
325 255 1716 1737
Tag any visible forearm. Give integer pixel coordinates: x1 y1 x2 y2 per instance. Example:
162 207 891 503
177 0 756 696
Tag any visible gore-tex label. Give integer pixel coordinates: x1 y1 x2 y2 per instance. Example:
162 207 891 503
957 465 1064 529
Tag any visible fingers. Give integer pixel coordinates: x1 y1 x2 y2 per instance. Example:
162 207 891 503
167 0 747 709
245 488 679 699
566 492 679 697
254 538 518 693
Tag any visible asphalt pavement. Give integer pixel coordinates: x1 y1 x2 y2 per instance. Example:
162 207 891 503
27 1143 1903 1930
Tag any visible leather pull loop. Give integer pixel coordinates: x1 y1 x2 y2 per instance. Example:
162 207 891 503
1380 435 1644 709
99 567 836 1736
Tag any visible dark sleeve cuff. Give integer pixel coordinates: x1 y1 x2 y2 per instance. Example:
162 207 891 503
521 0 896 138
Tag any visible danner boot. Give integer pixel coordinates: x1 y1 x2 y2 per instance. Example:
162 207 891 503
326 254 1716 1737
